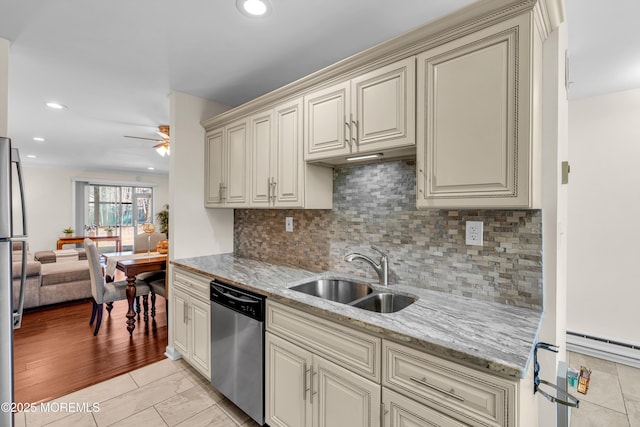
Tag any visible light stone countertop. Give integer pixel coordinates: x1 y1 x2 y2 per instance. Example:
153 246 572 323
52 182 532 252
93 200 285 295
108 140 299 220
172 253 543 379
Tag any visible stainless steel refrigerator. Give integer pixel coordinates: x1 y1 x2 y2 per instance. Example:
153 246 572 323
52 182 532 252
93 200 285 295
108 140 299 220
0 136 28 427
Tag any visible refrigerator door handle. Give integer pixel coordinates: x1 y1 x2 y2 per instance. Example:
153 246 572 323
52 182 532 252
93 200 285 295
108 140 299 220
13 247 26 329
11 147 27 238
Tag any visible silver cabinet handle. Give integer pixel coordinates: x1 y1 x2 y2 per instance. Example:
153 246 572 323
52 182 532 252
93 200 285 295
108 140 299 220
303 363 310 401
310 368 317 404
410 376 465 402
219 182 227 201
270 178 277 203
351 114 358 146
183 300 188 324
344 117 352 147
380 403 388 426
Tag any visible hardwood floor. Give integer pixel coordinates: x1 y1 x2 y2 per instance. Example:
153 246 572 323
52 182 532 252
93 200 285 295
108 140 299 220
13 296 167 404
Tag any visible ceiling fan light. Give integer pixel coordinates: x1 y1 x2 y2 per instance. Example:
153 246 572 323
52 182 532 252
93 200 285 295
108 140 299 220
155 144 168 157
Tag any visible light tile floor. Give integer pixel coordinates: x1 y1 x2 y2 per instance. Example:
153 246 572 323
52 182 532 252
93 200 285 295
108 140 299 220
568 351 640 427
14 351 639 426
14 358 261 427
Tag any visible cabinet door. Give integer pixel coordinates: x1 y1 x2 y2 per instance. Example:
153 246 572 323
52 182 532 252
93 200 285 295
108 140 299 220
266 332 313 427
249 110 274 207
304 81 351 161
383 388 466 427
190 297 211 379
225 118 249 206
273 97 304 207
352 57 415 152
314 356 381 427
171 287 190 357
205 128 225 206
416 15 533 208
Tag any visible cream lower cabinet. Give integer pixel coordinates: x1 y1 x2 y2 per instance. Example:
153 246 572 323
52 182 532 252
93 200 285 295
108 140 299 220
266 300 381 427
265 300 525 427
266 332 381 427
304 57 415 162
416 12 542 209
205 118 249 207
171 268 211 380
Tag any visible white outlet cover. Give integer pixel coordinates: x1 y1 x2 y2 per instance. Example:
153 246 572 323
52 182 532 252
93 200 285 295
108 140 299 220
285 217 293 232
465 221 483 246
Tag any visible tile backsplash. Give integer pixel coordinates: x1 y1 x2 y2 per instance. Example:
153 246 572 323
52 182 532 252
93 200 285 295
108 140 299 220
234 159 542 310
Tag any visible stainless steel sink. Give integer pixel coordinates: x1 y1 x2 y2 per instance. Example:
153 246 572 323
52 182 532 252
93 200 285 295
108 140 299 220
350 292 416 313
289 279 373 304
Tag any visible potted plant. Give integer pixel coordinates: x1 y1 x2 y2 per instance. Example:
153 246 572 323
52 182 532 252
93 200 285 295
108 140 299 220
105 226 114 237
63 227 73 237
156 204 169 237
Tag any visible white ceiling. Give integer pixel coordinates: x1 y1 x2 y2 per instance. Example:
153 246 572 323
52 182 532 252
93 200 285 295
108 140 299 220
0 0 637 175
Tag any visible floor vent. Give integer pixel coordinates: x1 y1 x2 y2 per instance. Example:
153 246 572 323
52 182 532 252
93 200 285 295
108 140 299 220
566 331 640 368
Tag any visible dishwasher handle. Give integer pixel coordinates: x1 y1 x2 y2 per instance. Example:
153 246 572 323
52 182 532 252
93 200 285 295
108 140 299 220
211 283 257 304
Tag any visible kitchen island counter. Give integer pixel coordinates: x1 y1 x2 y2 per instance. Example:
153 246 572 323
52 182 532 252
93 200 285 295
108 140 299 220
172 253 542 379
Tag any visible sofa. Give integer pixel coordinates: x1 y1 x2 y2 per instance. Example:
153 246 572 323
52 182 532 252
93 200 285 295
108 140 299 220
12 242 92 310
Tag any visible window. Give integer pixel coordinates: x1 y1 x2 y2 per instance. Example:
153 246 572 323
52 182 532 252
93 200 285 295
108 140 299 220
75 181 155 251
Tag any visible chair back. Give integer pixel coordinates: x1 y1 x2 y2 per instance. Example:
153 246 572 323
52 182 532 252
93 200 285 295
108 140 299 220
84 238 105 304
133 231 167 253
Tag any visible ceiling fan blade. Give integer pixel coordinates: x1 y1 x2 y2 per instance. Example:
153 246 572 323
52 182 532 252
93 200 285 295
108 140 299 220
124 135 163 142
153 141 170 149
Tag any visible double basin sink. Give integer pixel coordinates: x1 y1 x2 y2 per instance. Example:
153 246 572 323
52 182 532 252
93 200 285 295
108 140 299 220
289 279 416 313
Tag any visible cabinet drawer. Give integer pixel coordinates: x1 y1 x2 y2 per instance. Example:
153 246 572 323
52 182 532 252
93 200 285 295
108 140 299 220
172 268 210 300
382 340 516 427
267 301 380 381
383 388 467 427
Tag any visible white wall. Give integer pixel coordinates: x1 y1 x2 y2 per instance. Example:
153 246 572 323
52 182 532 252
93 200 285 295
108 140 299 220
168 91 233 260
0 38 8 136
567 87 640 347
21 165 168 254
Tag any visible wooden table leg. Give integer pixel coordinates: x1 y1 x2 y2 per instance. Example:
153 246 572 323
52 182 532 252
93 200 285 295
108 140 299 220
125 275 137 335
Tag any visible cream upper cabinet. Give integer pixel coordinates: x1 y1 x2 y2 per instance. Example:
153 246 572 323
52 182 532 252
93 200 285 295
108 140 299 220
205 118 249 208
250 98 315 208
416 13 541 209
304 57 415 162
304 81 351 160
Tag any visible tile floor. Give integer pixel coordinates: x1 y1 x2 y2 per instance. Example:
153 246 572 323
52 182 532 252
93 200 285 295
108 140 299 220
14 358 260 427
13 351 640 426
568 351 640 427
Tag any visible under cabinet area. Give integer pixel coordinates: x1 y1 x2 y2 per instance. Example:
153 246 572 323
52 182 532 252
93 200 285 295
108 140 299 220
265 300 522 427
416 12 542 209
171 268 211 379
304 57 416 163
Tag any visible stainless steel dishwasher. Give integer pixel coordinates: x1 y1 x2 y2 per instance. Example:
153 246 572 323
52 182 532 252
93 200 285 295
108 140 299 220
210 278 265 426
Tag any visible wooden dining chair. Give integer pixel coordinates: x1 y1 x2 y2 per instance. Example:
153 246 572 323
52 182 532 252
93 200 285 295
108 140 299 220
85 238 151 336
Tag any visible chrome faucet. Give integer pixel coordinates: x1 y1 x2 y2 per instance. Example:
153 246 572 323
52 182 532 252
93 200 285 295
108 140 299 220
344 246 389 286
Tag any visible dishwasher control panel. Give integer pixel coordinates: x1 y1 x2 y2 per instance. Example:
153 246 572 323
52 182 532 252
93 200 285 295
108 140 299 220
210 279 265 322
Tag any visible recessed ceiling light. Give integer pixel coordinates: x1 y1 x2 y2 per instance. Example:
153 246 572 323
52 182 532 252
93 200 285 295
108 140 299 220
27 155 36 158
33 137 45 142
45 102 67 109
236 0 271 17
147 167 155 170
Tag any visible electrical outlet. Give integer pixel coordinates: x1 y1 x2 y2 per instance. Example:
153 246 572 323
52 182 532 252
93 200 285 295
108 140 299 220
466 221 483 246
285 217 293 232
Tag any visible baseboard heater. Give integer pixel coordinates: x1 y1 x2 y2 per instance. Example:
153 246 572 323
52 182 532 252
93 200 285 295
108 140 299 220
566 331 640 368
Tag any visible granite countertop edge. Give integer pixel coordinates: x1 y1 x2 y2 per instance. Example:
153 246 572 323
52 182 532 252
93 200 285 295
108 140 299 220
171 253 543 380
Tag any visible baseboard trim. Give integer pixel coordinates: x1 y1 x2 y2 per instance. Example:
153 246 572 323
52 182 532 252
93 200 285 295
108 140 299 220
566 331 640 369
164 346 183 361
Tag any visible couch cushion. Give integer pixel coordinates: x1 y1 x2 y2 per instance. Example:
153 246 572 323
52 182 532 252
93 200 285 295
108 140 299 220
41 260 90 286
12 259 41 279
35 249 87 264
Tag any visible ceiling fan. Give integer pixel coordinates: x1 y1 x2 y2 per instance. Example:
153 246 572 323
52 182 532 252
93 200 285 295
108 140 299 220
125 125 170 156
